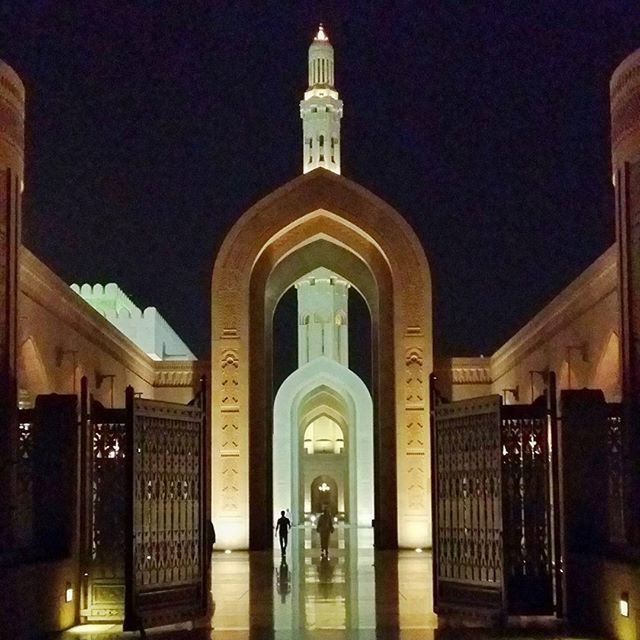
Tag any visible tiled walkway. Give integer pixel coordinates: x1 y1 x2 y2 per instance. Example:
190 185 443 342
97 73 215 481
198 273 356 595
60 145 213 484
56 526 594 640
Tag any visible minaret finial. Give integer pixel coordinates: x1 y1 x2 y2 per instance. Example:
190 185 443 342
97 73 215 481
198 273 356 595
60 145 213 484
299 24 343 175
315 23 328 42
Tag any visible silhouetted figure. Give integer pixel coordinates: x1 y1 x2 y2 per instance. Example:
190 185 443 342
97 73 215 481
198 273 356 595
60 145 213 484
316 508 334 557
276 557 291 603
206 520 215 569
275 509 291 554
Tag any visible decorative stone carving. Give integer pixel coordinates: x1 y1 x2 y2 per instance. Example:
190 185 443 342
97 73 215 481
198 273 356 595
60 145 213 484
220 348 239 407
451 366 492 385
221 421 239 451
406 420 424 449
407 465 425 510
221 457 239 512
405 347 425 407
153 369 194 387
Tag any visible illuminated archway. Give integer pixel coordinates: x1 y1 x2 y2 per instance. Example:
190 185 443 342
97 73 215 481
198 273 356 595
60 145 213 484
212 169 432 549
272 357 373 528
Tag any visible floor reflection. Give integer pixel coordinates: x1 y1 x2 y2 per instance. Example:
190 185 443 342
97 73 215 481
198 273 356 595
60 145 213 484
210 524 437 639
55 527 596 640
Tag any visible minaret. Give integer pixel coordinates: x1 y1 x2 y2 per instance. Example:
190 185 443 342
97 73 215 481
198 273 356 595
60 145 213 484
296 268 349 366
300 24 343 174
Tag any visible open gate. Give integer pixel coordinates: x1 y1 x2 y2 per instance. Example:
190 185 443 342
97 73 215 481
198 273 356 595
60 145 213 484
81 386 128 621
124 388 207 630
430 373 562 623
81 380 208 630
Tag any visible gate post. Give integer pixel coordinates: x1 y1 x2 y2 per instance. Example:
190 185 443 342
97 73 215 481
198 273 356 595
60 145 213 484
123 386 136 632
611 48 640 545
79 376 90 619
428 373 440 606
0 60 24 551
547 372 565 617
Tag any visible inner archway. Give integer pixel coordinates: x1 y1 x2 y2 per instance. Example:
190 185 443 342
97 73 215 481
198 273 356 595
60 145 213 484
212 169 432 550
273 359 374 528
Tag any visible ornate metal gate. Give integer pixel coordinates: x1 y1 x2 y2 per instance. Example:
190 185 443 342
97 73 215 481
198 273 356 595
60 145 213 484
81 380 207 630
124 387 207 631
81 380 128 622
430 374 561 622
431 393 505 617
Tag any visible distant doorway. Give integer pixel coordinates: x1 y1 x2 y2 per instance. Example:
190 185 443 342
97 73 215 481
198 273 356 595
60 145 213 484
311 475 338 515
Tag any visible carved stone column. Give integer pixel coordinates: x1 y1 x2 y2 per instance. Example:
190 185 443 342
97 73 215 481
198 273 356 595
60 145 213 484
0 60 24 550
611 48 640 545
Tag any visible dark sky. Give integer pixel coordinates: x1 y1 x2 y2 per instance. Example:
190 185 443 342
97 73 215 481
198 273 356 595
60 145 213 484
1 1 639 359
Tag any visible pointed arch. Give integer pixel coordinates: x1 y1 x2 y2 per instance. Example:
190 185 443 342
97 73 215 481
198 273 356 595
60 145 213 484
18 336 51 403
212 168 432 549
272 356 374 528
592 331 621 401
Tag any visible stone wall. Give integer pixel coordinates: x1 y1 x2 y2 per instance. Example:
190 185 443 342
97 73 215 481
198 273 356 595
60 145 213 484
0 59 24 552
435 247 619 407
490 245 619 404
18 247 204 406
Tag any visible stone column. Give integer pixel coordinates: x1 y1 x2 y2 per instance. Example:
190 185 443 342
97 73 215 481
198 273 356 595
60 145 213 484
0 60 24 550
611 48 640 545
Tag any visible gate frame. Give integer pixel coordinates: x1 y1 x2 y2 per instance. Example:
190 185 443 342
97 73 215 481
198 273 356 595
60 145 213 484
79 377 209 630
123 381 209 631
430 372 564 623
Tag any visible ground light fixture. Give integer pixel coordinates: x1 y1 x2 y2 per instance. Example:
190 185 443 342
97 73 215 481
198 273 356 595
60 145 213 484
224 549 232 554
619 592 629 617
415 548 423 553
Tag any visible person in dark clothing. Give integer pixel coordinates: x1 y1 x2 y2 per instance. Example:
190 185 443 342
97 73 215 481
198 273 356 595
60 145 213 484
275 510 291 554
206 520 216 553
316 508 334 557
206 520 215 569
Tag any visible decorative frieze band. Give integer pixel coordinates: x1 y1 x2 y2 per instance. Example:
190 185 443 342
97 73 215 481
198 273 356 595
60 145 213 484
436 365 492 385
153 361 208 387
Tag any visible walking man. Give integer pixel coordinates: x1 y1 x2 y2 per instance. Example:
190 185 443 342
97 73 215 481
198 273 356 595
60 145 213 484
316 508 334 558
275 510 291 554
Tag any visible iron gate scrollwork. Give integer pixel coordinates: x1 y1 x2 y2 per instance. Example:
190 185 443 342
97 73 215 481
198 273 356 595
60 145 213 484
430 374 561 621
501 399 555 615
124 387 207 631
80 378 207 629
605 403 626 544
431 392 504 616
82 381 128 622
15 408 34 548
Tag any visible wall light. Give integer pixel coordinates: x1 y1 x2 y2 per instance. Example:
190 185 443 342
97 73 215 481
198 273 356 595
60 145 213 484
619 592 629 617
65 583 73 603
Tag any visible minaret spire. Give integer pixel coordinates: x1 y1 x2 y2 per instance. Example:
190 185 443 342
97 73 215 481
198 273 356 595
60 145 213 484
300 24 343 174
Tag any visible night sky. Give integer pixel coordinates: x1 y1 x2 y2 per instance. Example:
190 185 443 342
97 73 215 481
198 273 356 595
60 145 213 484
1 1 639 360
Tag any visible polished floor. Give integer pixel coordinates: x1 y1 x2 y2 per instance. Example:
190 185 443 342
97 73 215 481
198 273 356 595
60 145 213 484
210 525 435 638
58 525 593 640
